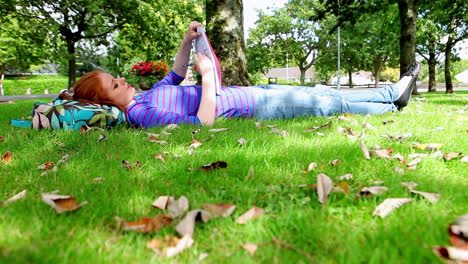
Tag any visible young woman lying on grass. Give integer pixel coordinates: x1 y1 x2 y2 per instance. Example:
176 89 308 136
63 21 421 128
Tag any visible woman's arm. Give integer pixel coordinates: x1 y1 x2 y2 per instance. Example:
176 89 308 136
194 53 216 126
172 21 203 77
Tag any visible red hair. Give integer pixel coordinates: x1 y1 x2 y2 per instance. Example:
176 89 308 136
60 70 125 110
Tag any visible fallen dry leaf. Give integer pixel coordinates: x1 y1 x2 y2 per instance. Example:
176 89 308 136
147 234 194 257
175 210 210 236
371 180 384 185
317 173 333 205
92 177 104 183
449 214 468 250
302 162 317 173
461 155 468 163
303 121 332 132
98 134 108 142
382 133 413 142
444 152 464 161
401 182 418 190
330 159 340 167
152 196 189 218
208 128 229 133
165 124 178 130
337 126 359 136
317 132 325 136
37 161 54 170
0 136 4 141
332 182 350 194
189 140 202 149
255 122 262 128
117 214 173 233
80 125 91 135
1 190 27 206
413 143 443 151
269 128 288 137
372 198 412 218
121 160 142 170
362 122 375 130
432 246 468 263
391 153 406 164
360 141 370 160
149 136 168 145
54 141 65 147
241 243 258 256
236 206 265 224
237 137 247 145
2 151 12 164
338 173 353 181
410 190 440 203
153 153 166 163
41 192 88 214
188 161 227 171
406 158 423 168
369 149 391 159
161 130 173 136
394 167 405 174
246 167 255 180
359 186 388 197
202 203 236 218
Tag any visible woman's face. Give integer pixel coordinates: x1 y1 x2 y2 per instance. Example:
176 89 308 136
99 73 135 107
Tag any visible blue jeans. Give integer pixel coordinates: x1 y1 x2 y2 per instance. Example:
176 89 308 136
252 84 398 120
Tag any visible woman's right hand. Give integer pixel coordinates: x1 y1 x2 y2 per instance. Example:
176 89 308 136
194 53 214 77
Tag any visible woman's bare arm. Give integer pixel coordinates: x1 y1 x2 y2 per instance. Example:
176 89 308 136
194 53 216 126
172 21 202 77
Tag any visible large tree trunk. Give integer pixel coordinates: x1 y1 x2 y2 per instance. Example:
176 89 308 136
444 35 454 94
427 40 437 92
398 0 418 95
206 0 251 86
66 39 77 90
299 67 306 85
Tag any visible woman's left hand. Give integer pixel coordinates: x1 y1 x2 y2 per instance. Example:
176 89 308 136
184 21 203 42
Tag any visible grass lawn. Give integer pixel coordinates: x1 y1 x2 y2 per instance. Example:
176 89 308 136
0 91 467 263
2 75 68 96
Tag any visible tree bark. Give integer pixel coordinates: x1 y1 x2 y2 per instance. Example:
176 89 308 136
299 67 306 85
427 40 437 92
444 35 454 94
348 70 353 88
206 0 252 86
398 0 418 94
66 39 77 90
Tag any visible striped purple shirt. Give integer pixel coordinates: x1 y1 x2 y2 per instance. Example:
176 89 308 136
126 71 255 128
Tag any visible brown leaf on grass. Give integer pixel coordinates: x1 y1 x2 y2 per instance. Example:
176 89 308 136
152 196 189 218
302 162 317 173
382 120 394 125
189 139 202 149
98 134 108 142
153 153 166 163
92 177 104 184
1 151 12 164
372 198 412 218
449 214 468 250
337 126 359 136
1 190 27 206
237 137 247 145
175 210 210 236
317 173 333 205
117 214 173 233
330 159 340 167
147 234 194 257
41 192 88 214
359 186 388 197
0 136 4 141
208 128 229 133
188 161 227 171
362 122 375 130
298 184 317 190
37 161 54 170
54 141 65 147
444 152 464 161
165 124 178 130
401 181 418 190
202 203 236 218
236 206 265 224
121 160 142 170
406 158 422 169
413 143 443 151
394 167 405 174
332 182 350 194
369 148 392 159
338 173 353 181
255 121 262 128
410 190 440 203
269 128 288 137
149 136 167 145
360 140 370 160
432 246 468 263
241 243 258 256
303 121 332 133
80 125 91 135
